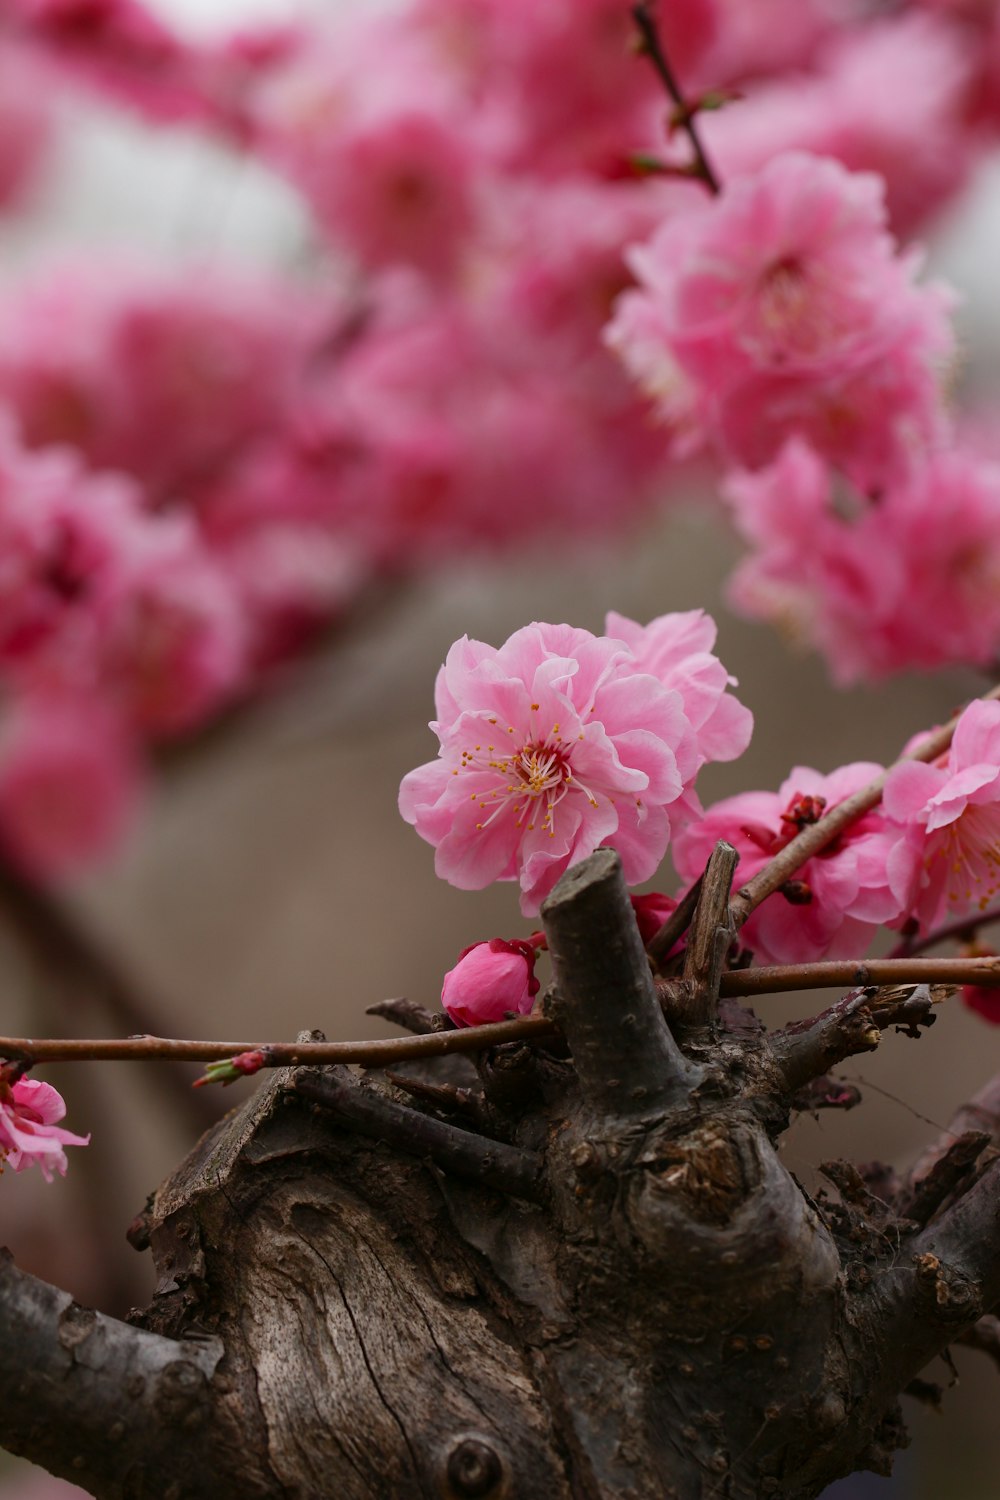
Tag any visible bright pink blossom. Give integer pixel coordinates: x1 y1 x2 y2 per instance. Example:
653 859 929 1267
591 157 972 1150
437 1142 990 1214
0 1075 88 1180
441 937 540 1027
400 614 749 914
882 700 1000 932
607 151 954 487
673 762 912 964
605 609 753 773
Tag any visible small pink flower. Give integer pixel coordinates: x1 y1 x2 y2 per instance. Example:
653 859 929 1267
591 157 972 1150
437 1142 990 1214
0 1075 89 1181
883 700 1000 932
441 938 540 1028
400 618 725 915
674 762 912 964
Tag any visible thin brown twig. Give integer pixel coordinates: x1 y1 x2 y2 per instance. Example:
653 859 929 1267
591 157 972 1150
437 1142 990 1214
731 684 1000 931
631 1 722 195
887 902 1000 960
2 954 998 1070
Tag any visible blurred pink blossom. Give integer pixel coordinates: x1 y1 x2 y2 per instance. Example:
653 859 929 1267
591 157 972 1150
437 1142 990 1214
0 1075 88 1181
726 440 1000 681
0 691 141 880
703 14 976 236
673 762 911 964
441 937 540 1027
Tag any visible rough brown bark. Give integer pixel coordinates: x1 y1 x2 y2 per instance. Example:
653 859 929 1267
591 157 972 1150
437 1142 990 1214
3 849 1000 1498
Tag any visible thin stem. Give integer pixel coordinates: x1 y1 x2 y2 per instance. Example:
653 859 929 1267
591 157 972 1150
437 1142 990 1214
678 840 738 1025
647 872 702 965
719 955 1000 995
0 856 216 1129
731 684 1000 930
631 1 722 195
887 902 1000 959
3 954 999 1070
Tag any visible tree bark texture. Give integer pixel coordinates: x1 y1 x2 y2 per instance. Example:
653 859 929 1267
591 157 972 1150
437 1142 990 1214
3 849 1000 1499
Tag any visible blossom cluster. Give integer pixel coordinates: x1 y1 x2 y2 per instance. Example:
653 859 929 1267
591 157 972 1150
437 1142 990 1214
404 622 1000 1028
0 0 998 880
678 697 1000 967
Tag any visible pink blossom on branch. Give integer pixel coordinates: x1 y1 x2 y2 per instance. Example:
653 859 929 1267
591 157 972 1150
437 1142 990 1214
441 938 540 1027
399 614 750 916
883 700 1000 934
673 762 912 965
0 1074 88 1180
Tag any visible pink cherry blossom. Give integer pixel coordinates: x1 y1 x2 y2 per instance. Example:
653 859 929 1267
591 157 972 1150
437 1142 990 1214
400 614 749 915
673 762 912 964
441 937 540 1027
0 1074 89 1181
401 622 692 914
607 151 954 483
604 609 753 772
882 700 1000 932
0 692 141 880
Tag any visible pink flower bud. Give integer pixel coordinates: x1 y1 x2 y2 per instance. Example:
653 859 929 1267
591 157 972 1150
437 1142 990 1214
441 938 540 1029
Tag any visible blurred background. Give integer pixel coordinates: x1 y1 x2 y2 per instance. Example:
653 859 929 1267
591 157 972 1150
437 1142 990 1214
2 0 1000 1496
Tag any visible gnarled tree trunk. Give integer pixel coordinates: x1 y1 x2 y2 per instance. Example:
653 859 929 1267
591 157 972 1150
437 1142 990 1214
3 849 1000 1498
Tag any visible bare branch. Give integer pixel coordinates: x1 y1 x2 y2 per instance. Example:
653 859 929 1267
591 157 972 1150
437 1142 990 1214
646 873 701 965
366 998 441 1035
0 1250 237 1496
631 1 722 194
676 840 737 1027
897 1132 990 1228
541 849 700 1118
872 1156 1000 1398
293 1066 544 1203
905 1072 1000 1195
720 958 997 995
771 985 940 1094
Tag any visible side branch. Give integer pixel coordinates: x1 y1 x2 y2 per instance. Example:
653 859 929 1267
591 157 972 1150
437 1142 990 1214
293 1066 544 1202
730 684 1000 928
541 849 700 1118
677 839 737 1026
873 1157 1000 1397
772 984 941 1093
631 1 722 194
0 1250 238 1498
